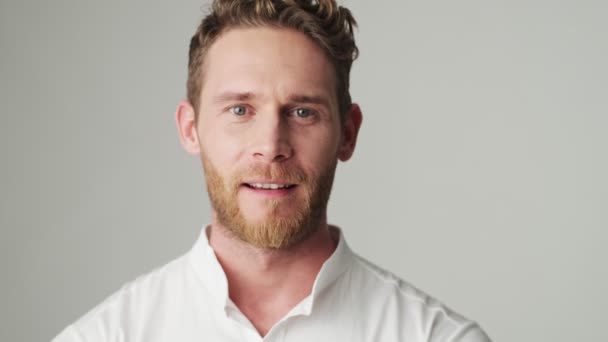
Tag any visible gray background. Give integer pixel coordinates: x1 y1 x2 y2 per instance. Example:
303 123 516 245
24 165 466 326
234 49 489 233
1 0 606 341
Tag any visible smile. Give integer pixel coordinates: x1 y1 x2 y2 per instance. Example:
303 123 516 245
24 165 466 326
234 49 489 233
245 183 296 190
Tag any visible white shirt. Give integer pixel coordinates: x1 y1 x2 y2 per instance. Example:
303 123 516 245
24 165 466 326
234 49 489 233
52 226 491 342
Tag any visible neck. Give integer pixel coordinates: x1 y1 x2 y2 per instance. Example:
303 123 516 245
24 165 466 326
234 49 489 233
208 218 338 336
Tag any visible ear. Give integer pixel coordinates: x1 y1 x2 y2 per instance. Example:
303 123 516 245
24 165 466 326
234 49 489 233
338 103 363 161
175 100 201 155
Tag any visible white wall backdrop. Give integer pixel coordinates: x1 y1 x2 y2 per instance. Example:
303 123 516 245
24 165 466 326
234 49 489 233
1 0 606 341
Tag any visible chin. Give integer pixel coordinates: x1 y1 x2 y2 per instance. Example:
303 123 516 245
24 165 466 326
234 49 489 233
243 203 296 221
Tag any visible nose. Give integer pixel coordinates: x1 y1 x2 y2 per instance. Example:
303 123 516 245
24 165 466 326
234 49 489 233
249 111 293 163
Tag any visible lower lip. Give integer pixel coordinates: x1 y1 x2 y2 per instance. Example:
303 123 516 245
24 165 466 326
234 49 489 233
240 185 297 198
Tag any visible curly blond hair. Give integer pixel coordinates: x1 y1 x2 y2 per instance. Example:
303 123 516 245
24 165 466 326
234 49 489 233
187 0 359 121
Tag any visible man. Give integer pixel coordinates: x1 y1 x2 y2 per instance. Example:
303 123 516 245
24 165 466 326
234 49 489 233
53 0 491 341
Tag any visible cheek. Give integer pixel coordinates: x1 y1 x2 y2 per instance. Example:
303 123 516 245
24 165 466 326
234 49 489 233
199 124 243 169
293 128 341 171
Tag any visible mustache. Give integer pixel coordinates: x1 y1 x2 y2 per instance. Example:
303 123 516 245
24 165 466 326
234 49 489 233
232 164 308 186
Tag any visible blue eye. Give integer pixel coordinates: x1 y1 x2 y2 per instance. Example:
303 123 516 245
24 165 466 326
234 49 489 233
230 105 247 116
294 108 313 118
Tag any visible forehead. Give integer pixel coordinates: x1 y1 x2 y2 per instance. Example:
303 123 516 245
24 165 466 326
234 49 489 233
200 26 337 102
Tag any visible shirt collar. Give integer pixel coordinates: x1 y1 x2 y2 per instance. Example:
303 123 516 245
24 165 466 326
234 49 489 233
187 225 355 316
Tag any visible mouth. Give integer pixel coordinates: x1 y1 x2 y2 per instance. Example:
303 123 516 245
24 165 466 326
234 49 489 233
243 182 297 190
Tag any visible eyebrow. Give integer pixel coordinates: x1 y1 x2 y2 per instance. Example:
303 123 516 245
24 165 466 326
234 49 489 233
212 91 255 104
211 91 332 109
287 94 332 109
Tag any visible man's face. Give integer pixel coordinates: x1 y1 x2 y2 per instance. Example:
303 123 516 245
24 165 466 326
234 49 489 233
194 27 347 249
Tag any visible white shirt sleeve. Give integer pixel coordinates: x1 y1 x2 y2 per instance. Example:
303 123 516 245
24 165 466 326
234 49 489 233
431 321 493 342
51 326 84 342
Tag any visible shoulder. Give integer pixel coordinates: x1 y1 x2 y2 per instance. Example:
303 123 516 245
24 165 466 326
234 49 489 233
346 254 492 342
78 254 189 324
53 253 192 342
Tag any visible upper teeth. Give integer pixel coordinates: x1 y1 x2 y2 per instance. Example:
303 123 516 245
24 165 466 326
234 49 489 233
250 183 291 190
